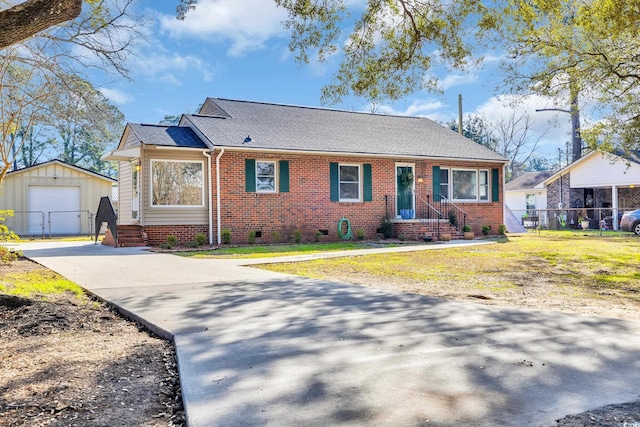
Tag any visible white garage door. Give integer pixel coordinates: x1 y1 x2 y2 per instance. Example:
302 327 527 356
28 186 81 235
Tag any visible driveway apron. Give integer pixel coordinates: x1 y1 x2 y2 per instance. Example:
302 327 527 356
20 241 640 427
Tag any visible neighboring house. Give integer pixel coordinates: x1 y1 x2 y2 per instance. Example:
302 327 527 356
542 150 640 230
0 159 116 236
504 171 554 231
105 97 509 245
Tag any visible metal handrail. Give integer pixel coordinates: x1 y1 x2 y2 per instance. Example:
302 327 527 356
438 194 467 233
416 195 442 219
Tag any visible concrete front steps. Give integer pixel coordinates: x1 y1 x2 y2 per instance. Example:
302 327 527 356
116 225 148 247
392 219 463 241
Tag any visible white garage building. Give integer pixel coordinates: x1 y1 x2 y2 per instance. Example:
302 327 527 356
0 159 116 237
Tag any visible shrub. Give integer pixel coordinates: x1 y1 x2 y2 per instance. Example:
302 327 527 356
0 246 18 264
271 231 280 242
293 229 302 244
185 240 199 248
166 235 178 248
194 233 207 246
0 210 18 242
447 209 458 228
380 215 393 238
221 229 232 245
498 224 507 235
356 227 366 240
248 230 257 244
462 225 472 233
482 225 491 236
398 234 407 241
159 243 172 250
315 230 322 242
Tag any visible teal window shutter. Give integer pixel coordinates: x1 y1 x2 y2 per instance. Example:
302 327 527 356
432 166 441 202
245 159 256 192
279 160 289 193
330 162 339 201
363 164 372 202
492 168 500 202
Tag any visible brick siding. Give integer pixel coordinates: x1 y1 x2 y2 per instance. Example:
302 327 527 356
140 152 505 245
143 224 209 246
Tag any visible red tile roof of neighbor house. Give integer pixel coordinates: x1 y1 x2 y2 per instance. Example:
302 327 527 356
122 98 509 163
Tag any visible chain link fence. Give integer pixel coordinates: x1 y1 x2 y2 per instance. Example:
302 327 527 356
1 210 95 239
506 206 637 235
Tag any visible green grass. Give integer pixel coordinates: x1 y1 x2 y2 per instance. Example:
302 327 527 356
178 242 396 259
0 270 85 299
259 233 640 304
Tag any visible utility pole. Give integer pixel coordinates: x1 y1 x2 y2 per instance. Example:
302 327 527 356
536 86 583 163
458 94 463 136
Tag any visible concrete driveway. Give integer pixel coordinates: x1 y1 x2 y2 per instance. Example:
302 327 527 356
20 241 640 427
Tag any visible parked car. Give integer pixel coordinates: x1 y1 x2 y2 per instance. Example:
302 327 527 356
620 209 640 235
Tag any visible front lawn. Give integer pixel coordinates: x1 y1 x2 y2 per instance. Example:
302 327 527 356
258 234 640 320
177 242 396 259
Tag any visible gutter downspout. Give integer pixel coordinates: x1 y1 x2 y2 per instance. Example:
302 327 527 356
215 148 225 245
202 151 213 245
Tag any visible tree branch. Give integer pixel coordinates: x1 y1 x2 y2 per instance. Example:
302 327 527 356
0 0 82 49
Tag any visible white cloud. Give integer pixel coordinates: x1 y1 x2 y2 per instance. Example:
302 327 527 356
130 46 223 86
369 99 446 120
440 74 479 90
159 0 288 57
99 88 133 105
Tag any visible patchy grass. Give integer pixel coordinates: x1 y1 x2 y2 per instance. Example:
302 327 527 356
0 270 84 299
178 242 396 259
259 234 640 317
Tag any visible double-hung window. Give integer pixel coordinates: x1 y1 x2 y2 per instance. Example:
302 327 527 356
256 160 276 193
479 170 489 201
439 168 450 199
339 164 360 201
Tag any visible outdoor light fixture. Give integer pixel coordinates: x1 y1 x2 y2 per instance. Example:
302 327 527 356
417 177 424 183
134 164 141 172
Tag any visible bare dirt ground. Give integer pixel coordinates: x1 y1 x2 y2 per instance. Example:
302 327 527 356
0 258 184 427
1 256 639 426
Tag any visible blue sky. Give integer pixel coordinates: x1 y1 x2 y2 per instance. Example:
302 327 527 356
96 0 575 161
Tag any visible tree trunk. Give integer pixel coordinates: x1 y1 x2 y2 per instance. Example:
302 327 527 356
0 0 82 49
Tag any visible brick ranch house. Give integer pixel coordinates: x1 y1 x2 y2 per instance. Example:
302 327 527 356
104 98 509 246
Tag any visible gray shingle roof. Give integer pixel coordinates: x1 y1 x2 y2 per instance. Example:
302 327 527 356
184 98 508 162
129 124 206 149
505 171 555 191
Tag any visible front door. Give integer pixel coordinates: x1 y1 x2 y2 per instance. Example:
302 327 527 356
396 164 415 219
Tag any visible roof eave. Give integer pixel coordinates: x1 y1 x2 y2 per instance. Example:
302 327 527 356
210 145 509 163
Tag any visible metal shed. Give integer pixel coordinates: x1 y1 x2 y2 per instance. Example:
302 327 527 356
0 159 116 237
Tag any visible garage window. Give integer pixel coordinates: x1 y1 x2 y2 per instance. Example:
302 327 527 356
151 160 204 207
